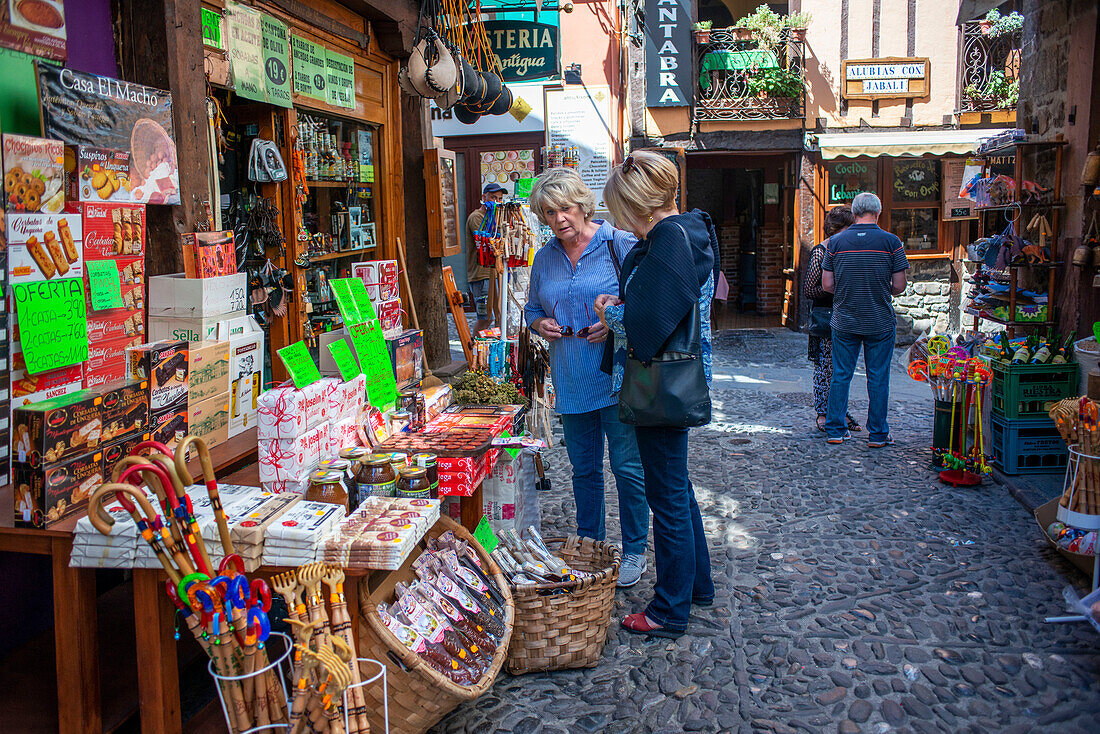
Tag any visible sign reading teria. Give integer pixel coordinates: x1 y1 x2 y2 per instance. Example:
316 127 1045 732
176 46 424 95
841 57 930 100
644 0 691 107
481 20 559 82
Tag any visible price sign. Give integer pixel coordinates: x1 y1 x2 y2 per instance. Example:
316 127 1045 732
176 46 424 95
473 517 500 553
86 260 123 310
13 278 89 375
327 339 362 381
277 341 322 388
514 178 535 198
348 320 398 409
347 277 378 322
330 278 362 325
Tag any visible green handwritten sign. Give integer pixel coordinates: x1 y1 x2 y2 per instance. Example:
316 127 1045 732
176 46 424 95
347 277 378 322
327 339 362 382
514 178 535 198
330 278 362 326
13 278 89 375
202 7 225 50
277 341 322 388
324 48 356 109
348 320 398 409
473 517 499 553
87 260 123 310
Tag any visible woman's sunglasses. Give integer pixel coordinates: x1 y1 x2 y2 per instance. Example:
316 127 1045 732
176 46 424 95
553 300 597 337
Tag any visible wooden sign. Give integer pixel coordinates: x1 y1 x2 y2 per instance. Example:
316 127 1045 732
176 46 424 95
841 57 930 100
942 158 978 221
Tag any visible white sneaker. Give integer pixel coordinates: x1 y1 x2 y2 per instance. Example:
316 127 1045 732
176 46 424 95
618 553 647 587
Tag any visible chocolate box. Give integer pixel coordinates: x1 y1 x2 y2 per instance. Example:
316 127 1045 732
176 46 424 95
6 211 83 283
14 449 103 528
127 340 188 410
81 202 145 258
98 379 149 441
188 341 230 402
101 429 153 472
386 329 424 390
64 146 134 205
150 397 188 455
12 389 104 467
3 134 65 213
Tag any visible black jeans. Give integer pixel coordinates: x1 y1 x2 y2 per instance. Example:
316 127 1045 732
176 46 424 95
634 425 714 632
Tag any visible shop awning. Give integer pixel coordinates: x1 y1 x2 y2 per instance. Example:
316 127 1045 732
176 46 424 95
810 128 1012 160
956 0 1004 25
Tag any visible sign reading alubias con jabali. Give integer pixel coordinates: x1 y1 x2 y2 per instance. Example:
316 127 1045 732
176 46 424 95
481 20 559 82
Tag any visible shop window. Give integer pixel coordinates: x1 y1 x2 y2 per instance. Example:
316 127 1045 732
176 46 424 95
826 159 877 206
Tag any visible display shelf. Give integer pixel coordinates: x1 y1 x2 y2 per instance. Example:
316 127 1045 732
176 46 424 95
975 201 1065 212
964 308 1055 327
306 245 376 263
305 179 357 188
978 138 1069 158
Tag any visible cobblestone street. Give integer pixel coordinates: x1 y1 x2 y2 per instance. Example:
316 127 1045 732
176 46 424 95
436 329 1100 734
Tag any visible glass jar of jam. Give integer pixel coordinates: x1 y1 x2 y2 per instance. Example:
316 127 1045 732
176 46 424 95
388 452 409 474
305 469 349 512
396 466 431 499
357 454 396 498
339 447 370 507
411 452 438 498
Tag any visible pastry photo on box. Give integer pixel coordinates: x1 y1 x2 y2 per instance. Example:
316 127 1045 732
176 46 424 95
6 211 83 282
14 449 104 528
3 134 65 213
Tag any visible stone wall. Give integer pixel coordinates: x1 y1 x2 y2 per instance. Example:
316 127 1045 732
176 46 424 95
893 259 963 345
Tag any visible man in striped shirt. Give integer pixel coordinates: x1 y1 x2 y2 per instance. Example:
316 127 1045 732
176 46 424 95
821 192 909 447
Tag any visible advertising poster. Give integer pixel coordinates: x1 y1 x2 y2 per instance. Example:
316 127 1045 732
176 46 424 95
479 149 536 197
289 32 326 101
324 48 355 109
37 64 180 205
0 0 66 61
545 85 613 209
260 13 292 108
225 2 265 104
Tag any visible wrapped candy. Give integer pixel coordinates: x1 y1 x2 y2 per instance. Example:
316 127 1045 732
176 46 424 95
329 416 361 454
258 387 309 439
258 422 328 482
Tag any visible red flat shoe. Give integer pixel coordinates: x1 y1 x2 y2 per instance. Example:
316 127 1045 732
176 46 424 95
622 612 683 639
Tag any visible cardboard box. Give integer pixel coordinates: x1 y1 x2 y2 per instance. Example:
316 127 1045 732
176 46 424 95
64 146 134 205
101 429 153 469
12 390 104 467
87 307 145 343
148 272 248 318
14 449 103 528
217 315 265 437
352 260 399 302
8 363 83 402
149 397 188 454
116 255 144 286
126 340 188 410
376 298 402 335
98 379 149 440
187 393 230 451
181 231 236 278
149 312 244 344
6 212 83 282
81 202 145 258
3 134 65 213
85 336 143 390
188 341 230 402
8 377 83 413
386 329 424 390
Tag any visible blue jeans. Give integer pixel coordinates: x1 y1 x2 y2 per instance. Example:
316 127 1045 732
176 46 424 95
560 404 649 555
826 328 895 442
634 426 714 632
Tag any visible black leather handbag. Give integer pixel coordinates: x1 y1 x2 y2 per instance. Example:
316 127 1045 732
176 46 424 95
619 302 712 428
808 305 832 337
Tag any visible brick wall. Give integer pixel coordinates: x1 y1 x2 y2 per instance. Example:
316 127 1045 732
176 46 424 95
719 223 740 304
756 222 786 315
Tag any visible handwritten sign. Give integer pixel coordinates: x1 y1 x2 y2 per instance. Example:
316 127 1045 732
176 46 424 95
86 260 123 310
277 341 321 388
13 278 89 375
348 320 398 409
225 2 266 104
893 159 940 203
514 178 534 198
330 278 362 325
347 278 378 322
473 517 500 553
324 48 355 109
260 13 292 108
327 339 362 382
290 33 326 101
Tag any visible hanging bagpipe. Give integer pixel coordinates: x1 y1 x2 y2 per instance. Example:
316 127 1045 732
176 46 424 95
400 0 514 122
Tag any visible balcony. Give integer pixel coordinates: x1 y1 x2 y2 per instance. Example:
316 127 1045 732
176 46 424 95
958 17 1021 123
694 27 806 123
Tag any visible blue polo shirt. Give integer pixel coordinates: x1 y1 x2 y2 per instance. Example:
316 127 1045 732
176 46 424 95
822 223 909 335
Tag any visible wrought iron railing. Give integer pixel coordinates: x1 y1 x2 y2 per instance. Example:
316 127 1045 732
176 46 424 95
694 28 806 122
959 19 1021 113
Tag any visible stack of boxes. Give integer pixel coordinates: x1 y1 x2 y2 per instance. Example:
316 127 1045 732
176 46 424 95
148 271 247 342
186 341 231 451
353 259 401 334
216 315 265 437
82 202 146 387
126 340 188 454
989 359 1078 475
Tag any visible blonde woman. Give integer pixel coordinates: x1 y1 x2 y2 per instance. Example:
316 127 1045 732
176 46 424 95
595 151 718 638
523 167 650 588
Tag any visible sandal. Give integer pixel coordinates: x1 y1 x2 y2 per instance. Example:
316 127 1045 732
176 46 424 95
846 414 863 432
622 612 683 639
816 415 827 432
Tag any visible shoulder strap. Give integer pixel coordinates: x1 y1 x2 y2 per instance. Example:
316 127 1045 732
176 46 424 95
607 229 624 279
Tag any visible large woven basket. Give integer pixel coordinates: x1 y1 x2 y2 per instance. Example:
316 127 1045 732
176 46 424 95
505 535 620 675
357 515 515 734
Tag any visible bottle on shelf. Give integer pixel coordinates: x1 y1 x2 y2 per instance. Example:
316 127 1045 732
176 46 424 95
1011 337 1031 364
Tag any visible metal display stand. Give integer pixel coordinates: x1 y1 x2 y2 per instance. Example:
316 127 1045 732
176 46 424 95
1044 445 1100 625
209 631 294 733
342 658 390 734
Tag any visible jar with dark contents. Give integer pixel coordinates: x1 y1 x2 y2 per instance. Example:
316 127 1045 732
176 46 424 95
396 466 431 499
388 452 409 475
305 469 349 512
339 447 370 507
357 454 396 498
412 452 438 498
415 393 427 430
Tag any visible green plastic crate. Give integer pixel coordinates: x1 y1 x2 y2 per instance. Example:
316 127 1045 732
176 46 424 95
990 360 1079 419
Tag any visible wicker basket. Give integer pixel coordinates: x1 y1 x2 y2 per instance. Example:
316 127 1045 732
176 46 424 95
505 535 621 675
356 515 515 734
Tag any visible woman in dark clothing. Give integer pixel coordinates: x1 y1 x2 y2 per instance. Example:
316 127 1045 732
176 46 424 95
594 151 718 639
804 206 861 433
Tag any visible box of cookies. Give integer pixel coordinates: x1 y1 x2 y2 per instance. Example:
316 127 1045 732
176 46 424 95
12 389 104 467
85 282 143 314
101 429 152 470
14 449 104 528
98 380 149 442
3 135 65 213
126 339 188 410
84 336 142 391
10 362 84 401
116 255 145 286
6 212 83 282
64 146 134 205
81 202 145 258
87 308 145 344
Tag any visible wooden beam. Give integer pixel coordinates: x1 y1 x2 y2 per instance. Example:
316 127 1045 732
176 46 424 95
338 0 419 56
268 0 372 49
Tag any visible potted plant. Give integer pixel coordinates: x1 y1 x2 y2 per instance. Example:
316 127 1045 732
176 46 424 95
964 70 1019 110
979 9 1024 37
693 20 713 44
785 11 811 43
733 4 784 47
746 66 804 100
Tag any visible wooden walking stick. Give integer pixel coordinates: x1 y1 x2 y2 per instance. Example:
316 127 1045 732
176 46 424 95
176 436 236 557
145 449 216 574
325 565 370 734
193 586 252 733
120 462 210 576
